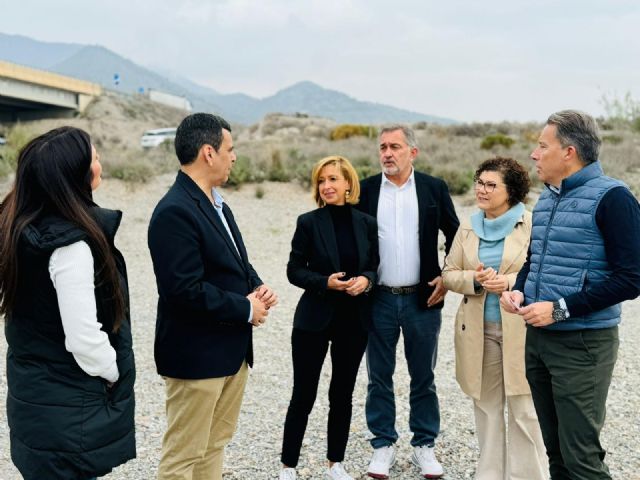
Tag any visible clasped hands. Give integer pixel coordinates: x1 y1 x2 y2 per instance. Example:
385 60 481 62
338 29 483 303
247 284 278 327
327 272 369 296
474 263 509 294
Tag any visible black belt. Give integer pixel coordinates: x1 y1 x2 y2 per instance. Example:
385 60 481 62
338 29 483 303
378 284 419 295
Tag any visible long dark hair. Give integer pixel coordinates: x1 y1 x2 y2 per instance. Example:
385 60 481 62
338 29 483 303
0 127 125 330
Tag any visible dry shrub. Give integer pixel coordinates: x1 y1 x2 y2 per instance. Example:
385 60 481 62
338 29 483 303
481 133 515 150
330 124 378 141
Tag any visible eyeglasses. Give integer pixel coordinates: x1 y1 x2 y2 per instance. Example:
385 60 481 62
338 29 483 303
474 179 499 193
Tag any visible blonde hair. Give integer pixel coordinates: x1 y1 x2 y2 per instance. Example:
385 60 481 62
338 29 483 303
310 155 360 207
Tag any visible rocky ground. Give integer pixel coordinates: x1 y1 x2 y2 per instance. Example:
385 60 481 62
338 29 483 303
1 175 638 479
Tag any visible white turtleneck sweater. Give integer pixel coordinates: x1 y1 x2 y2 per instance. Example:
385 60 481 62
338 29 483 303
48 240 119 383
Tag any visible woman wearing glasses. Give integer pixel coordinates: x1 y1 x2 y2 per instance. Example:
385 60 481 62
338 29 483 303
442 157 547 479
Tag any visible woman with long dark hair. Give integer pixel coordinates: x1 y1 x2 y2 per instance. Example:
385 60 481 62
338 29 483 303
0 127 136 479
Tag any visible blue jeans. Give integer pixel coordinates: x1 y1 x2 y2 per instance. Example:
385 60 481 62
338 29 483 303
365 290 441 448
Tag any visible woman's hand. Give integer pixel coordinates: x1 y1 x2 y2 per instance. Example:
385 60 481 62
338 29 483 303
345 276 370 296
474 263 497 284
482 274 509 294
327 272 356 291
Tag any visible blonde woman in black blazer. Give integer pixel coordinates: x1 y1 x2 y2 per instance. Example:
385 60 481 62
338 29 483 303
279 156 379 480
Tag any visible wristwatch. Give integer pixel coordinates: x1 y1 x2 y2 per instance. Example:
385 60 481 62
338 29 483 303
552 300 568 323
364 279 374 293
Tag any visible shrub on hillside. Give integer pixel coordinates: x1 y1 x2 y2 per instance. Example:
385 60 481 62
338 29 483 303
105 159 154 183
602 135 624 145
432 167 474 195
0 124 37 177
227 155 257 187
481 133 515 150
330 124 377 141
268 150 290 182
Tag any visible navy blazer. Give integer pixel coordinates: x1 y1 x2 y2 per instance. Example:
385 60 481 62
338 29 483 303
148 171 263 379
287 206 379 332
356 171 459 309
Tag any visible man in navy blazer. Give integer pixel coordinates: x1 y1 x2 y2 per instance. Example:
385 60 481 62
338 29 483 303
356 125 458 479
148 113 277 480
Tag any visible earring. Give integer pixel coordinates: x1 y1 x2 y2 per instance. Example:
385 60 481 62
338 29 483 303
345 189 351 198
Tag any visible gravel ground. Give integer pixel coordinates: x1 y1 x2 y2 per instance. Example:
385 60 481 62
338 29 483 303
1 174 639 479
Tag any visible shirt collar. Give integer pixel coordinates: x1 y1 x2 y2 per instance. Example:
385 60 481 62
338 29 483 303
381 168 415 189
211 188 225 208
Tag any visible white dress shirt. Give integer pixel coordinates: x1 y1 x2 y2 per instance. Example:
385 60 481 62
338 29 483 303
49 241 119 383
376 169 421 287
212 188 253 322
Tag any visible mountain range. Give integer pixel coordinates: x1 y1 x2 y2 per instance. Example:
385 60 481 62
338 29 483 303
0 32 455 125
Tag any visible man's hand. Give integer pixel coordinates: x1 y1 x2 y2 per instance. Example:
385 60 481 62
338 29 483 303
520 301 555 327
427 276 447 307
500 290 524 314
483 274 509 294
327 272 356 291
247 291 269 327
255 284 278 309
345 276 370 296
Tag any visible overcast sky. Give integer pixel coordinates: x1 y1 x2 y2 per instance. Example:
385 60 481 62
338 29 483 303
2 0 639 122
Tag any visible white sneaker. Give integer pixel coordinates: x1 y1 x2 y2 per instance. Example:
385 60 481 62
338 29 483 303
327 462 354 480
367 445 396 479
411 445 444 478
279 467 297 480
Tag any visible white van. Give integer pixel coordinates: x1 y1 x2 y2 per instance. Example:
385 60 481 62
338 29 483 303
140 128 177 148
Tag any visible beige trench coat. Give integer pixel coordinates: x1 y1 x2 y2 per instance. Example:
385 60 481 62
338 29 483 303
442 210 532 400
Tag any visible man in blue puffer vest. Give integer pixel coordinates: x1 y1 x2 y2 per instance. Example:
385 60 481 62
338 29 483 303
501 110 640 479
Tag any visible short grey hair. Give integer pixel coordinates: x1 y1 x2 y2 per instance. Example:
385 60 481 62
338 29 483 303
547 110 600 165
379 124 418 149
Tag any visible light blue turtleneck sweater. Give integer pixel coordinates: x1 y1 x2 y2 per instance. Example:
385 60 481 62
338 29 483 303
471 202 525 322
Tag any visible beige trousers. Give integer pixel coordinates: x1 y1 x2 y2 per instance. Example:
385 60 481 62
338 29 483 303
473 322 548 480
157 362 249 480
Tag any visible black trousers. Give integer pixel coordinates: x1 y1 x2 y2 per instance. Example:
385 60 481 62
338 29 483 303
280 315 368 467
526 325 618 480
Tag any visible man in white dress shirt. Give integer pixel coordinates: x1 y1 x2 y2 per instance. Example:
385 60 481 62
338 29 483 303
356 125 459 479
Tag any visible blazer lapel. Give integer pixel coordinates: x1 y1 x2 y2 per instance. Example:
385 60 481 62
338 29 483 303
415 175 428 245
317 208 341 272
461 227 481 268
499 217 528 274
352 211 368 271
369 176 382 217
176 172 246 271
222 203 250 268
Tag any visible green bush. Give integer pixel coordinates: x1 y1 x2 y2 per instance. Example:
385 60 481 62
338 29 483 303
104 159 154 183
227 155 255 187
0 150 13 178
602 135 624 145
330 124 377 141
0 124 38 177
480 133 515 150
432 168 474 195
268 150 290 182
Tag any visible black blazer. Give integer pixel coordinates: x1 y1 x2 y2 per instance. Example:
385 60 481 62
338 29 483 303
148 171 263 379
287 206 379 332
356 171 459 309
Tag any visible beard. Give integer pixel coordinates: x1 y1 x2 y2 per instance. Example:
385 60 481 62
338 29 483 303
382 164 400 176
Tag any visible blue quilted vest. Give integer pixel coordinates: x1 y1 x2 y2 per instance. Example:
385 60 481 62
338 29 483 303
524 161 625 330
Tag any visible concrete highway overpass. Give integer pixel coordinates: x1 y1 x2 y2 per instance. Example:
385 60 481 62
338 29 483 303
0 61 102 121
